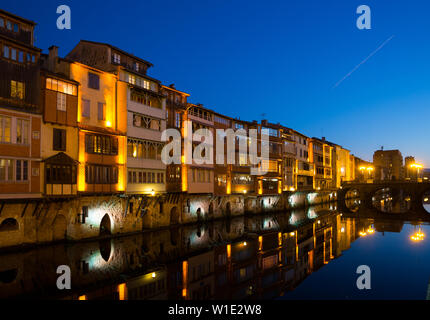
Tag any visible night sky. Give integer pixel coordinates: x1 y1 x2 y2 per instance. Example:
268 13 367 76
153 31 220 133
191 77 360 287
4 0 430 165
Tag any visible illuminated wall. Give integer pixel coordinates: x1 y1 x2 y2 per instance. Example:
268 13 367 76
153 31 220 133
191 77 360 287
70 62 125 193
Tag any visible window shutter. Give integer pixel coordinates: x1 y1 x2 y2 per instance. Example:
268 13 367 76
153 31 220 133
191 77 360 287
61 129 66 150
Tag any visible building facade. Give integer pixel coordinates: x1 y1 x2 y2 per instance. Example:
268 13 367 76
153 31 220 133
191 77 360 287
373 149 404 181
0 10 42 199
40 46 79 197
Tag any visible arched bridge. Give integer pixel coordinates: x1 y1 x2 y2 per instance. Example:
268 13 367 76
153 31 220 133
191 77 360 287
338 181 430 219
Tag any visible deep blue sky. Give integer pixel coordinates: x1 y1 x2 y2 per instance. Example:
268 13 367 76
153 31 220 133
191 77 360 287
4 1 430 165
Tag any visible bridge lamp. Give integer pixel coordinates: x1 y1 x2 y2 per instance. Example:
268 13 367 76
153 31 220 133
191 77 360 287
410 163 423 169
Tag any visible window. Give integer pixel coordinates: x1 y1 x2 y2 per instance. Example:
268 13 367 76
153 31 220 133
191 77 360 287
128 75 136 85
11 80 25 100
133 62 139 72
45 164 76 184
263 127 278 137
88 73 100 90
127 138 163 160
85 134 118 155
143 80 150 90
0 18 4 28
53 128 66 151
0 116 11 143
128 170 164 184
6 21 11 30
82 99 90 118
46 78 77 95
11 48 16 61
85 165 118 184
175 112 181 128
18 51 23 62
133 113 162 131
98 102 106 121
57 92 66 111
0 159 13 181
130 90 161 108
3 45 9 58
13 23 19 33
16 119 29 144
113 53 120 64
16 160 28 181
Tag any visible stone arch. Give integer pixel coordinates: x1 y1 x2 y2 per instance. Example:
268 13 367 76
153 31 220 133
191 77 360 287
100 214 112 236
52 214 67 241
196 208 202 221
170 206 179 225
99 239 112 262
372 187 394 213
423 189 430 213
0 269 18 284
170 226 179 246
0 218 19 232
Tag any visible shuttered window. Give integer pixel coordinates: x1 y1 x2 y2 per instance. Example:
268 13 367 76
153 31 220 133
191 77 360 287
53 128 66 151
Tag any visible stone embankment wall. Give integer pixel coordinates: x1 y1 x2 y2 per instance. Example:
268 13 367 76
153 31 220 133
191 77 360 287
0 190 337 249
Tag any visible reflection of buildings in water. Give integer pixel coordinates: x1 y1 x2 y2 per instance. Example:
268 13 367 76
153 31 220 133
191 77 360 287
0 210 362 300
372 189 412 214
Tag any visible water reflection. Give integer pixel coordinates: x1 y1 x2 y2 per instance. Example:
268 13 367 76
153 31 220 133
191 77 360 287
372 188 411 213
0 203 428 300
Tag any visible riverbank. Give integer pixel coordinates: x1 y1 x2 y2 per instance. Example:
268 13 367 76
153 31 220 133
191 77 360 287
0 190 338 250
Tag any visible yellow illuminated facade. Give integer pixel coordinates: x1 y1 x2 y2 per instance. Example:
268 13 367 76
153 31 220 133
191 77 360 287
68 62 126 194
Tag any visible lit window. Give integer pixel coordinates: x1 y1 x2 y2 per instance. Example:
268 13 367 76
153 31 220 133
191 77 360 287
0 116 11 143
143 80 150 90
0 159 13 181
11 80 25 100
129 74 136 85
57 92 67 111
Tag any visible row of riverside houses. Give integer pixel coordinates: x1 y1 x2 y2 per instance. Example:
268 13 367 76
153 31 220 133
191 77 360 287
0 9 366 203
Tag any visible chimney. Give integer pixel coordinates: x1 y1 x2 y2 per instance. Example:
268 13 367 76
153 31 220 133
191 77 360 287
322 136 326 142
48 45 59 72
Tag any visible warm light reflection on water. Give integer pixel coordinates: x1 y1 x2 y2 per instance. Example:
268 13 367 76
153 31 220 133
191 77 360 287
1 205 430 300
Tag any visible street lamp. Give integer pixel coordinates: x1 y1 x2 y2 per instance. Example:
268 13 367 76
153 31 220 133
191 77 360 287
410 163 423 181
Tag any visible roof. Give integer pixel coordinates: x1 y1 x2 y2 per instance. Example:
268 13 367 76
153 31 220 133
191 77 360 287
0 9 37 26
79 40 154 67
162 84 190 97
43 152 78 165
